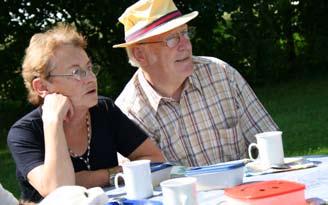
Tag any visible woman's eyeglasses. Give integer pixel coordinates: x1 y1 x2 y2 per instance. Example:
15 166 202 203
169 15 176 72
47 65 100 81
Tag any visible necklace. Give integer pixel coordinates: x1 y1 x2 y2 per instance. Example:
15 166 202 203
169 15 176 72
68 113 91 170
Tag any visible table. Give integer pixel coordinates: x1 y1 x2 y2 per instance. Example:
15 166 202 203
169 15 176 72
105 155 328 204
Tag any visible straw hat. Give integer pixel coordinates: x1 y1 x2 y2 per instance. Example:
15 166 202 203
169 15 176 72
113 0 198 48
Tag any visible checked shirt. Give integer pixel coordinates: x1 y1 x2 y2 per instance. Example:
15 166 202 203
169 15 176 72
116 56 278 166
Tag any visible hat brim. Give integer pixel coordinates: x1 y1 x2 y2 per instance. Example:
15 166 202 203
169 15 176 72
113 11 199 48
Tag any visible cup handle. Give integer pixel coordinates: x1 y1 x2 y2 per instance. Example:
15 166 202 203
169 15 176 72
114 173 125 189
248 143 258 161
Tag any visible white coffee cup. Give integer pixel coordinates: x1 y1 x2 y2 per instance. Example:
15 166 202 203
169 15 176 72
114 159 153 199
160 177 198 205
248 131 284 167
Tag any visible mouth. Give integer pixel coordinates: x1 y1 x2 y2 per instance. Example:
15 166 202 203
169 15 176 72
175 56 190 63
85 88 97 95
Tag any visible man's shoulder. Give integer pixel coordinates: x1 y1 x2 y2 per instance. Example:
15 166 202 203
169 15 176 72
115 70 147 114
192 56 236 79
193 56 226 65
115 75 157 131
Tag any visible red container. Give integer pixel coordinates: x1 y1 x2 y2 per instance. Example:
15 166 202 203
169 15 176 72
224 180 307 205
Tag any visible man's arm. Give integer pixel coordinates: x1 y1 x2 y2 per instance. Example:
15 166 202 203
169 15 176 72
127 138 165 162
232 68 279 143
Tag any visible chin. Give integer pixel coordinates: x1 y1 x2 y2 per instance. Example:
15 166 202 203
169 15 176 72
90 95 98 107
181 61 193 76
84 93 98 108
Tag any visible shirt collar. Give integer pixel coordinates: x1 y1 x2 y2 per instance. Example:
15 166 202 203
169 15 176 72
138 70 163 112
187 56 212 93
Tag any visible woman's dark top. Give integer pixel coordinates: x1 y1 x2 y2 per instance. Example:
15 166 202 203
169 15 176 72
7 96 148 202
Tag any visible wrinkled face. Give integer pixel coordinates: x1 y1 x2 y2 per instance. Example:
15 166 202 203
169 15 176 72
140 24 193 83
46 44 98 109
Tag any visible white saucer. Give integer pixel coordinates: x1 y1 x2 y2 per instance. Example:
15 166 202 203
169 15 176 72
283 157 304 164
246 157 304 172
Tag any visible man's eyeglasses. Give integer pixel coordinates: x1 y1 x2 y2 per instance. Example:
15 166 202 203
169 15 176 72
47 65 100 81
137 28 194 48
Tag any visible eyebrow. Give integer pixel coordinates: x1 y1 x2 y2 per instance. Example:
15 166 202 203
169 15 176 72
165 27 188 37
67 59 92 70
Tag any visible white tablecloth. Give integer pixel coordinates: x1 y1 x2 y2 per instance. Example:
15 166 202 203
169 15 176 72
105 155 328 204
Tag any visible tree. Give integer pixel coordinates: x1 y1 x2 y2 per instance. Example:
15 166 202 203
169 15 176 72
0 0 327 130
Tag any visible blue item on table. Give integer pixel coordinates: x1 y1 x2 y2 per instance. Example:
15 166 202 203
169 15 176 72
107 199 162 205
150 162 173 172
185 159 245 175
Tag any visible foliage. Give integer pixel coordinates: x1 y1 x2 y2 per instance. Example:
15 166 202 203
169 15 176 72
0 0 327 144
0 0 327 104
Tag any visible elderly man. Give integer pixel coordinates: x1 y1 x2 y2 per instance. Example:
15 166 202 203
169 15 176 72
114 0 278 166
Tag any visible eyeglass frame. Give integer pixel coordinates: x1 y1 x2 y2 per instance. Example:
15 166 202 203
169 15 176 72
46 64 100 81
137 27 195 48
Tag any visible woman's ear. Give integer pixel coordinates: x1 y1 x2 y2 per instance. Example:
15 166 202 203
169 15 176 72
32 78 49 98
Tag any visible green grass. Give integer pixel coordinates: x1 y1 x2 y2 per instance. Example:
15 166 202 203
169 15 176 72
0 129 20 198
0 76 328 198
254 76 328 156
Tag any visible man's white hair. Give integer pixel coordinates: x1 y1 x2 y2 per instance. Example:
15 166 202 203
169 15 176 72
126 47 140 67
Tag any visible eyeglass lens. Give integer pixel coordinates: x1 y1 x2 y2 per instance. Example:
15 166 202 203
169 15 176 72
166 30 192 48
72 65 100 80
72 68 87 79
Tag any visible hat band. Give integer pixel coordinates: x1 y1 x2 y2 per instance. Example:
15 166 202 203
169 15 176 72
125 10 182 42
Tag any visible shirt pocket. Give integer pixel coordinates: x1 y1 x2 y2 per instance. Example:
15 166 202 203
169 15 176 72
218 120 247 161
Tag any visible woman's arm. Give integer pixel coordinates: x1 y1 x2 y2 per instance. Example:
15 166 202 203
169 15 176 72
74 139 164 188
74 166 121 188
27 94 75 197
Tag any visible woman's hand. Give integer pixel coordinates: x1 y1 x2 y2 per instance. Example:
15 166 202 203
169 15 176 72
42 93 74 124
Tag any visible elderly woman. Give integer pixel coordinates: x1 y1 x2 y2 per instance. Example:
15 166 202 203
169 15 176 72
7 24 164 203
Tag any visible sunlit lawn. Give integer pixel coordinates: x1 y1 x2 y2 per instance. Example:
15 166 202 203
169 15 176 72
0 129 20 197
254 76 328 156
0 75 327 198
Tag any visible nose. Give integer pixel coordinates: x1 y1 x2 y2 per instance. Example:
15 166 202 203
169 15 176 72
177 33 191 50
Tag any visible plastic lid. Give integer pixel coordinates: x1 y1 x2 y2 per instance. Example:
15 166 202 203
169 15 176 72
224 180 305 199
185 160 245 176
